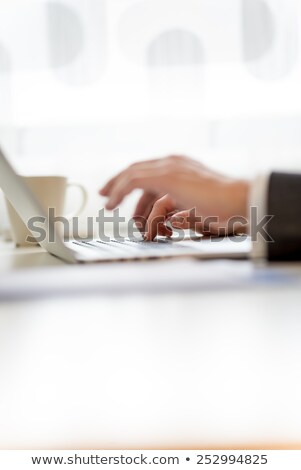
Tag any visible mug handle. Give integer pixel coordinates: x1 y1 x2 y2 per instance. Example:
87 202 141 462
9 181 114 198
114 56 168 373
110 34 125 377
65 183 88 220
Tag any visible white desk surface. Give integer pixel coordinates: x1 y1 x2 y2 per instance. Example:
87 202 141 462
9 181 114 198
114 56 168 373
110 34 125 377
0 241 301 450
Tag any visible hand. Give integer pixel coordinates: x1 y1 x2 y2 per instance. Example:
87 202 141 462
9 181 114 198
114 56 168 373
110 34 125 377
99 155 250 240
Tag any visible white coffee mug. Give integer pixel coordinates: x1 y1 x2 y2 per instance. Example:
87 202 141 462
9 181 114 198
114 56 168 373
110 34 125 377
6 176 88 247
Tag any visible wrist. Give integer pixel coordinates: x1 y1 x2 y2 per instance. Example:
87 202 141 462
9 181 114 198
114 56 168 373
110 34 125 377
228 180 250 234
235 180 250 218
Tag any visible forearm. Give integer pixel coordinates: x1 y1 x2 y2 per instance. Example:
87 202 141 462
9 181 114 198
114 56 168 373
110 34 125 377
267 172 301 261
250 172 301 261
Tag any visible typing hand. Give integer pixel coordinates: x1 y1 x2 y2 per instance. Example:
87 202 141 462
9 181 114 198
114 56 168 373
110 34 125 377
99 155 250 240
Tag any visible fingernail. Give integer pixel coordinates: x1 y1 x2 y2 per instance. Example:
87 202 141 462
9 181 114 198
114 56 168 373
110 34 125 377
106 201 114 210
107 196 118 209
170 218 181 227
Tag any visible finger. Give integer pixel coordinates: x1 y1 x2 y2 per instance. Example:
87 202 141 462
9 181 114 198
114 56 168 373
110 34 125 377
145 195 175 241
99 166 139 197
157 222 173 238
104 156 183 209
99 174 120 196
106 171 160 210
169 209 204 233
99 158 162 196
133 192 157 232
133 192 155 218
169 210 191 229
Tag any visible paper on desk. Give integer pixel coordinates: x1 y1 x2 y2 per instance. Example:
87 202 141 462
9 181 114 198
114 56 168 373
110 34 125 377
0 259 300 300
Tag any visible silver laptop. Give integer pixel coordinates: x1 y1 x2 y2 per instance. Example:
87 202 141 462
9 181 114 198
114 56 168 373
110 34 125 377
0 147 251 263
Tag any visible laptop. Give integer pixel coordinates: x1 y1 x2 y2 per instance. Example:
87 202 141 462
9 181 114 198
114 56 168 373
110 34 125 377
0 147 251 264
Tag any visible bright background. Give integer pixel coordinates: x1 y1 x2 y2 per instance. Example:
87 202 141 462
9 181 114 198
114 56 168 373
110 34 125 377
0 0 301 234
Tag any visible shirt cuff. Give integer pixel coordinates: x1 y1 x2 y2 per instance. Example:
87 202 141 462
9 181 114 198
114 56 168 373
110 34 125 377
249 174 270 259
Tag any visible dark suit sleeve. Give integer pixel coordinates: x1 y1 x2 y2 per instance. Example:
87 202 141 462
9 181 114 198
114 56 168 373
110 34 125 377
268 172 301 261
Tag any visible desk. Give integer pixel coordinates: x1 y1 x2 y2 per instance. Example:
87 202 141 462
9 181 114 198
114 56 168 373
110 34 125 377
0 241 301 450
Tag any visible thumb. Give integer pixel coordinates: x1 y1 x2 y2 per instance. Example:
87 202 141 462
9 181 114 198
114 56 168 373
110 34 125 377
169 209 204 233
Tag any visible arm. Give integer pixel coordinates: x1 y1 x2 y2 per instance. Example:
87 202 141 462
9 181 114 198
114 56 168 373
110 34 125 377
100 158 301 260
267 172 301 261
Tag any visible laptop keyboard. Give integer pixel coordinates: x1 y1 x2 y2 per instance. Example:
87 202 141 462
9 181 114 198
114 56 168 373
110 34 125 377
72 237 185 253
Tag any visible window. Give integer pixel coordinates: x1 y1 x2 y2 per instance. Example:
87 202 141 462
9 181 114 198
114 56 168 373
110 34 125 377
0 0 300 229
